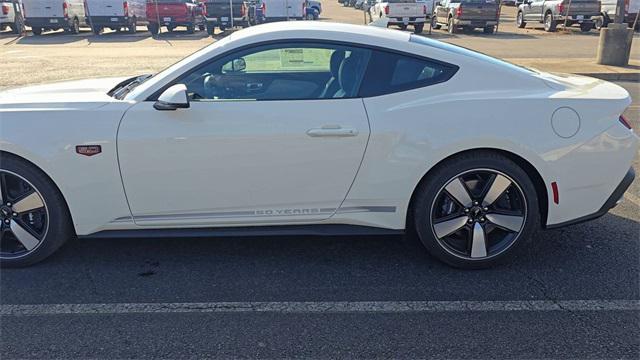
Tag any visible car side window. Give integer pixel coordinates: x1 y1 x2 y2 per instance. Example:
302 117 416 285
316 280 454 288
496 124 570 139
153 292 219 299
359 50 458 97
178 43 371 101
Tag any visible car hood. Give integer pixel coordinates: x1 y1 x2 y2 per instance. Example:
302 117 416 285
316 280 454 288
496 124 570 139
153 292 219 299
0 77 130 110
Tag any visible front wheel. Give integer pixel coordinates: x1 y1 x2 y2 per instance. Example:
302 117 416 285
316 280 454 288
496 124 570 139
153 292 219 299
516 11 526 28
0 155 74 268
412 151 539 269
543 12 556 32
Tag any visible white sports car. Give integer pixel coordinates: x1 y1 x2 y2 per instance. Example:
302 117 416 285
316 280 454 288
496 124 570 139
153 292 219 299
0 22 637 268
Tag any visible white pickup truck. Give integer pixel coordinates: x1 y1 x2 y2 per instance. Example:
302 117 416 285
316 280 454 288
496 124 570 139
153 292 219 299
369 0 429 33
1 0 25 34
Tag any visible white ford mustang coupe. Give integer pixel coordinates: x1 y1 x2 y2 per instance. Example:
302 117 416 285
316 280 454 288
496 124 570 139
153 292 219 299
0 22 637 268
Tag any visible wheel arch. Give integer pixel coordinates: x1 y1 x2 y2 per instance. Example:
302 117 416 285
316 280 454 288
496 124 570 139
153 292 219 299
0 150 76 233
406 148 549 230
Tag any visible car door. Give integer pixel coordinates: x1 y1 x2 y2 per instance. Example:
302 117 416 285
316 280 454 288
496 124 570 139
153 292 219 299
525 0 543 21
117 42 372 227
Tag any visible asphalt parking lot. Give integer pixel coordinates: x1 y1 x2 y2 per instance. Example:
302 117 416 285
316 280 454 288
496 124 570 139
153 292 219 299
1 2 640 358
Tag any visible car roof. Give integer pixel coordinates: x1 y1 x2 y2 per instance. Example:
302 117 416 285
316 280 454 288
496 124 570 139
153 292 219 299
225 21 411 48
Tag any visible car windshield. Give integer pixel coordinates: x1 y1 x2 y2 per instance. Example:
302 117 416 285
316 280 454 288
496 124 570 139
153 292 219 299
409 35 536 75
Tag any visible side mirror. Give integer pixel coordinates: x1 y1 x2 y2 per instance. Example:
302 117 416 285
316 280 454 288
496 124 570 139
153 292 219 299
154 84 190 111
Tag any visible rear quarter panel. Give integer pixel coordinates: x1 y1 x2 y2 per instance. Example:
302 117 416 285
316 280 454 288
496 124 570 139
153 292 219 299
335 41 636 229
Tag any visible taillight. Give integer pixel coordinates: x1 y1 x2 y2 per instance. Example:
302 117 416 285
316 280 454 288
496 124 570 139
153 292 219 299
63 1 69 18
624 0 629 12
241 3 246 16
384 5 389 14
123 1 129 16
619 115 633 130
456 5 462 17
557 2 564 14
261 2 265 15
1 4 9 15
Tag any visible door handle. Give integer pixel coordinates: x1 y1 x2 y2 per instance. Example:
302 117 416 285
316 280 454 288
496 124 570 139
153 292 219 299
306 126 358 137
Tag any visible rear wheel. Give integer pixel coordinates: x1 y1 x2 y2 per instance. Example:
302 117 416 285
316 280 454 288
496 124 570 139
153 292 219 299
431 16 441 29
9 16 24 34
148 22 159 35
398 24 407 30
31 27 42 35
198 24 205 31
186 22 195 34
412 151 539 269
543 12 556 32
207 25 215 36
579 22 593 32
92 25 103 35
65 18 79 34
516 11 526 28
167 25 174 32
128 17 137 33
448 16 456 33
594 14 608 30
0 155 74 268
414 23 424 33
483 25 495 34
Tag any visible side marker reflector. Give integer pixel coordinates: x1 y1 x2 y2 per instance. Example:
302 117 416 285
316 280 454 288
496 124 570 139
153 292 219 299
551 182 559 205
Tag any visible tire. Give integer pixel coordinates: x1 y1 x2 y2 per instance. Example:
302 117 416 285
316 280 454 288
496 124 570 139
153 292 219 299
0 155 74 268
207 25 214 36
31 27 42 35
92 25 102 35
186 23 195 34
167 25 174 32
128 17 137 34
414 23 424 33
516 11 526 28
483 25 495 34
580 22 593 32
9 17 24 34
432 16 441 29
543 11 556 32
412 151 540 269
148 22 159 35
594 15 607 30
198 24 205 31
219 25 225 31
448 16 456 33
398 24 407 30
65 18 79 34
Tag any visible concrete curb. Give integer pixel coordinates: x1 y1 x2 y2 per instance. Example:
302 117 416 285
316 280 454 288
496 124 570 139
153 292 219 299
577 72 640 81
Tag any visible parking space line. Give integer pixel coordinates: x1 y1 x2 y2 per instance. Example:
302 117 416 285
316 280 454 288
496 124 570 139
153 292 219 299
1 300 638 316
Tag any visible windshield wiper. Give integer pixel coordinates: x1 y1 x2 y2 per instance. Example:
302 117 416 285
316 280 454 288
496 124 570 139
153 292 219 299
109 74 153 100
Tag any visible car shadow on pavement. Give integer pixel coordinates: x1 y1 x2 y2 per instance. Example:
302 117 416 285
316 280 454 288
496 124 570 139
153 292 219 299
1 209 637 304
86 32 153 44
150 30 211 41
14 29 93 45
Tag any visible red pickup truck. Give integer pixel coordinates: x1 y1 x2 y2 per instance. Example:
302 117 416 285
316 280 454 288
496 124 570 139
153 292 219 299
146 0 205 34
